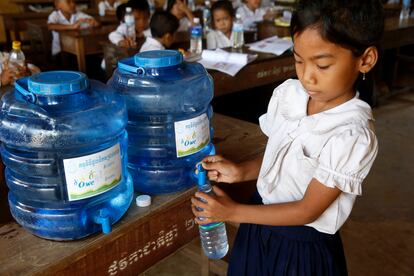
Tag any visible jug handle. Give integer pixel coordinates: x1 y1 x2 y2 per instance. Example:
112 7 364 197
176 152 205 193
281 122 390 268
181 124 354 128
118 61 146 75
15 77 36 103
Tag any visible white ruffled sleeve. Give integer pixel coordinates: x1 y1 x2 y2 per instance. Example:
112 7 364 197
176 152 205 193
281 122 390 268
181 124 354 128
314 125 378 195
258 83 285 137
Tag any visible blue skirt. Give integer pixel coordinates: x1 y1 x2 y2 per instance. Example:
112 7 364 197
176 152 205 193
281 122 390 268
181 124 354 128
227 192 348 276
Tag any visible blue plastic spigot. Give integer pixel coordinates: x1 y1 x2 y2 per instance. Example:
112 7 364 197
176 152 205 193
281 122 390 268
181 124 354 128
94 209 112 234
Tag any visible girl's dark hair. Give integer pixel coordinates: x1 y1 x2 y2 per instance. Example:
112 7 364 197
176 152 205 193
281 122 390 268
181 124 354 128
291 0 385 57
291 0 385 106
116 3 127 21
211 0 235 22
127 0 150 15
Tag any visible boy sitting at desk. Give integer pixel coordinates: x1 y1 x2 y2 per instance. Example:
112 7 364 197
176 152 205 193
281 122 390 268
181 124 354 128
48 0 99 56
236 0 275 30
140 11 179 52
109 0 151 48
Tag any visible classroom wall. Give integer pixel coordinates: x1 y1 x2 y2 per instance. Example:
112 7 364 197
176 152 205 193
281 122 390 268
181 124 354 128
0 0 21 44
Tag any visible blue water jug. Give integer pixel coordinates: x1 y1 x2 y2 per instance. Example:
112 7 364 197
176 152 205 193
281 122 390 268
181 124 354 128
108 50 214 194
0 71 133 240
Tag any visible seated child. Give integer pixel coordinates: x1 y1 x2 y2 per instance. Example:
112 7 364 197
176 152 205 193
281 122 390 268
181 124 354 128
109 0 151 48
207 0 234 49
236 0 275 30
166 0 194 32
48 0 99 56
98 0 122 16
140 11 179 52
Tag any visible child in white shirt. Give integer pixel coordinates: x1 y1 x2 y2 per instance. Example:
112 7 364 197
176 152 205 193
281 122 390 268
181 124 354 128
166 0 194 32
192 0 384 274
47 0 98 56
207 0 234 49
98 0 122 16
108 1 151 48
140 11 179 52
236 0 274 30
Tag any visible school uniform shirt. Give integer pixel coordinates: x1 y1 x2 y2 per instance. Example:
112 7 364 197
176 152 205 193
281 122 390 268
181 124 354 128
98 0 121 13
206 30 232 49
258 79 378 234
47 10 93 55
108 23 152 45
236 4 266 30
139 37 165 52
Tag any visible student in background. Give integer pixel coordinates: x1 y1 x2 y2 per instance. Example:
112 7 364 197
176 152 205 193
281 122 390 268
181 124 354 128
140 11 179 52
109 0 151 48
166 0 194 32
48 0 99 56
207 0 234 49
236 0 274 30
98 0 122 16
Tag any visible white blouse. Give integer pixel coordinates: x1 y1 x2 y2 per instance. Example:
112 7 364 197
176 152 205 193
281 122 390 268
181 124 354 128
108 23 151 45
139 37 165 52
206 30 232 49
236 4 266 30
258 79 378 234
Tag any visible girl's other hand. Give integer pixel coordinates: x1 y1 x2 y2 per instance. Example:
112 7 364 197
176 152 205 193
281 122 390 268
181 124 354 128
191 186 237 224
201 155 242 183
0 65 15 87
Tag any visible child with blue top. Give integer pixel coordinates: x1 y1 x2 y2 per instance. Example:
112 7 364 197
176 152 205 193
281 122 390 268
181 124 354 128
191 0 384 275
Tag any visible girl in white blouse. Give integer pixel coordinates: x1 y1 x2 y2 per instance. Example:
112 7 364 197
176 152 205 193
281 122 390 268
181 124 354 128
192 0 384 275
206 0 235 49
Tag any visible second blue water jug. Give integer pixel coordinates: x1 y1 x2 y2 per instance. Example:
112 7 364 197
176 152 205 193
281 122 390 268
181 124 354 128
0 71 133 240
108 50 215 194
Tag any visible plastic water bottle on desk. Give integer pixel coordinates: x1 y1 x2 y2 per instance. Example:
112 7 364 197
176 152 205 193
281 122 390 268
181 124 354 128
400 0 411 20
196 164 229 259
124 7 136 45
231 13 244 49
188 0 196 12
190 18 203 54
8 41 25 75
203 1 211 34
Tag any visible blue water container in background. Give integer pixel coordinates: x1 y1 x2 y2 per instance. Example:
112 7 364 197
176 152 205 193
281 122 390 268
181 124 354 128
0 71 133 240
108 50 214 194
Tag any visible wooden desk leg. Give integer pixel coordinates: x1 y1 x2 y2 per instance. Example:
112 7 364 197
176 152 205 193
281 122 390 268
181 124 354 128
74 37 86 72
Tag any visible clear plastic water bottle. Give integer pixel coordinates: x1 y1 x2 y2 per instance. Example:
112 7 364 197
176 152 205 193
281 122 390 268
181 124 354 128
188 0 196 12
196 164 229 259
190 18 203 54
8 41 25 74
400 0 411 20
124 7 136 43
203 1 211 34
231 13 244 49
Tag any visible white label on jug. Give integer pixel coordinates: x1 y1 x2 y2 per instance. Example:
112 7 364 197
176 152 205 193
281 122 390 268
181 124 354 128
174 113 210 158
63 143 122 201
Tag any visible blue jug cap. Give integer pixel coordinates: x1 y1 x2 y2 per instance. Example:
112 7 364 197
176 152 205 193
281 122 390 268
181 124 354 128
28 71 89 95
134 50 183 68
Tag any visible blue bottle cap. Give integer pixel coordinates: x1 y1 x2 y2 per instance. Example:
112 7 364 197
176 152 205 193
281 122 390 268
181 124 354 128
28 71 89 95
134 50 183 68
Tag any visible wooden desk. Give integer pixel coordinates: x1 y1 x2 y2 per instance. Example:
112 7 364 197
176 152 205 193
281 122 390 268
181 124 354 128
59 24 116 72
0 12 49 46
209 48 296 97
382 17 414 50
0 114 267 276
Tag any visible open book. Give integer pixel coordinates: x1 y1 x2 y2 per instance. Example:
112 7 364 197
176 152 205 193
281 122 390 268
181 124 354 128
197 49 257 77
248 36 293 56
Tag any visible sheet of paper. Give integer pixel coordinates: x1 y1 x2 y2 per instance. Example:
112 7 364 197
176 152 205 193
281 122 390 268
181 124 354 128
197 49 257 76
248 36 293 56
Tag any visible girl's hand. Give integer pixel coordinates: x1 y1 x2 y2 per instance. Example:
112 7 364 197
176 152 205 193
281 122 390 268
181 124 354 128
201 155 242 183
0 65 14 87
191 186 238 225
